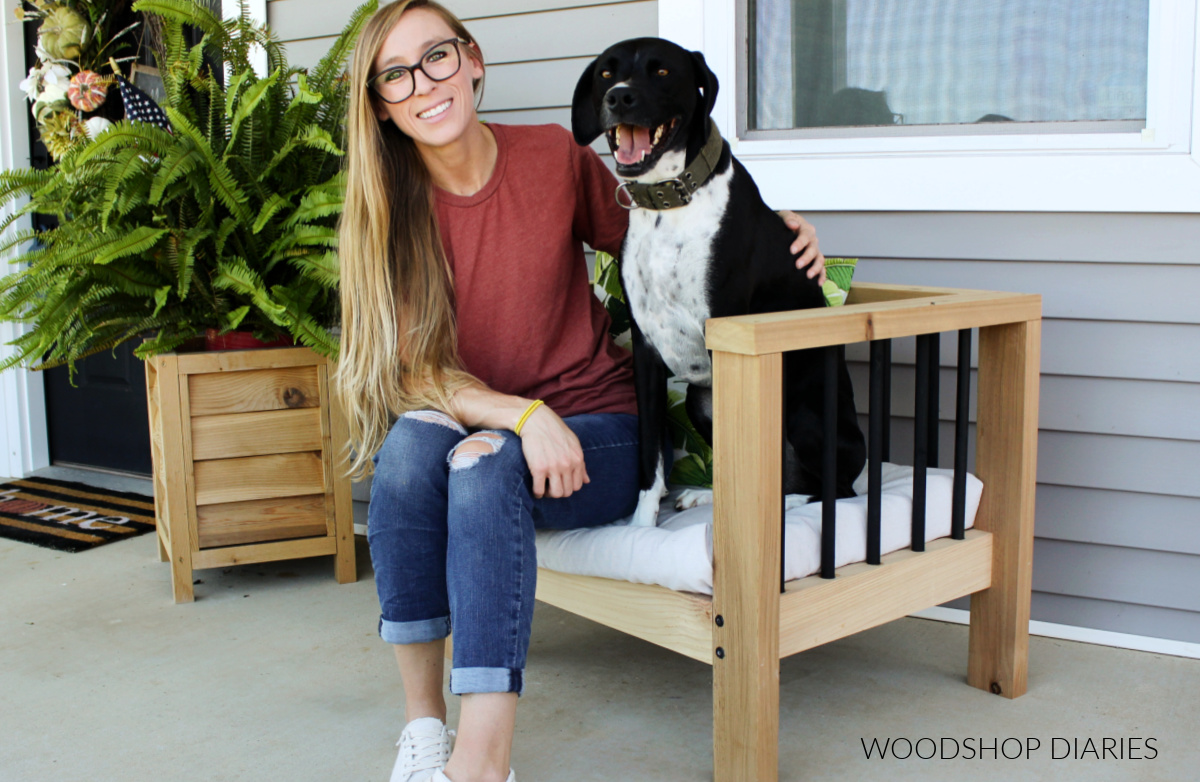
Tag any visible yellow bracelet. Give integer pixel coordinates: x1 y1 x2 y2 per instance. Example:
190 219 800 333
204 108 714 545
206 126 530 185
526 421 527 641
513 399 544 436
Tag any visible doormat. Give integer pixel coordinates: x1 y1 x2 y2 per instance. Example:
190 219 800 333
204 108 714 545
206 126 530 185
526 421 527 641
0 477 155 552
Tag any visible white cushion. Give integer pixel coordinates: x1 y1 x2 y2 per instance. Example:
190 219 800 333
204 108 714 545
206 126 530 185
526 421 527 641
535 463 983 595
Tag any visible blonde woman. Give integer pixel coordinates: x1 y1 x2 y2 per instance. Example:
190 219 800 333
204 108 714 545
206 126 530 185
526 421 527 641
336 3 826 780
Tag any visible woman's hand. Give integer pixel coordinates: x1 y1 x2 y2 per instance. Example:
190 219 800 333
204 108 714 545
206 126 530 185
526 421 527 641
448 385 589 498
778 210 826 285
517 404 589 499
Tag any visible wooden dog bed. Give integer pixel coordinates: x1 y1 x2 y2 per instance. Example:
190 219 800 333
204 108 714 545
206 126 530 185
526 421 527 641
534 283 1041 780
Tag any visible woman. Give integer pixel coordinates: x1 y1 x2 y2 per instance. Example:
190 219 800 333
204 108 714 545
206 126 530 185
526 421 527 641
335 3 826 781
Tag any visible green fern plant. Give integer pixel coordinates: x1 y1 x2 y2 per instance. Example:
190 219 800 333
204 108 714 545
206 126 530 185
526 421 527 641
0 0 377 373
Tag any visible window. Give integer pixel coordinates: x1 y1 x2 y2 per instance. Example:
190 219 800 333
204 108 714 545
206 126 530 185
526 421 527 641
750 0 1149 136
658 0 1200 213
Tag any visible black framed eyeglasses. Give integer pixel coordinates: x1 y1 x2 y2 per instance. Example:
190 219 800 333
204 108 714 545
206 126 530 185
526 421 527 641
369 38 470 104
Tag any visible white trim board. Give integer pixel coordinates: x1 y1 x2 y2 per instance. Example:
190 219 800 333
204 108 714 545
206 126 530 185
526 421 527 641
1 7 50 479
659 0 1200 213
912 606 1200 661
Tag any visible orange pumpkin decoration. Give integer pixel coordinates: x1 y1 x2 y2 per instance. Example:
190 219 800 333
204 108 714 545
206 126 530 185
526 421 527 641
67 71 109 112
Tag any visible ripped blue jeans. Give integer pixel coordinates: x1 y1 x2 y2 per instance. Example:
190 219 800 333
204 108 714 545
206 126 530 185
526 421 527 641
367 410 640 696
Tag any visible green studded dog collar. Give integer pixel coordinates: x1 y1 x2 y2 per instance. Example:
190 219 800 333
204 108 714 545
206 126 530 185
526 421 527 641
615 119 726 211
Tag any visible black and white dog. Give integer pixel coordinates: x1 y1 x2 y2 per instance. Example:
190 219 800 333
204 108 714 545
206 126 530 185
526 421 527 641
572 37 866 526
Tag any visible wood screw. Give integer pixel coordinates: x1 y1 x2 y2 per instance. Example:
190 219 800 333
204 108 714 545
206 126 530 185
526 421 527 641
715 647 725 659
714 615 724 627
990 682 1002 695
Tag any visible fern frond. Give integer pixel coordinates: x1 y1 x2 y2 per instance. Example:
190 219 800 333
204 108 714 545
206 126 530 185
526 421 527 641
229 68 281 148
284 186 344 228
287 251 340 288
214 257 289 325
93 226 170 265
0 169 55 202
253 193 292 234
73 120 175 163
148 145 203 204
165 107 252 224
308 0 376 95
133 0 225 40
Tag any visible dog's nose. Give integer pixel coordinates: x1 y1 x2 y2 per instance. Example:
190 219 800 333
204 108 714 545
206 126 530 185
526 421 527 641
604 86 638 111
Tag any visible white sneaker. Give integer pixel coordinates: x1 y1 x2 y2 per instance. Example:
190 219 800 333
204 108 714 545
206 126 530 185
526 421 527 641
391 717 454 782
431 770 515 782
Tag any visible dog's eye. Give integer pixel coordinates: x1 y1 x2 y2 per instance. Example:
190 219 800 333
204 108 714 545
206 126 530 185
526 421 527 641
657 68 669 76
601 70 613 79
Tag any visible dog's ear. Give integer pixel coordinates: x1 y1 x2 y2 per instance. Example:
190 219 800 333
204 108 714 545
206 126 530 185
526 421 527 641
571 57 604 145
690 50 720 118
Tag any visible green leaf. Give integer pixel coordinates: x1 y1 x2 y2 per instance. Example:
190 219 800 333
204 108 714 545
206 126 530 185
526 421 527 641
287 251 340 287
213 258 288 325
152 285 171 317
224 69 252 118
92 226 169 266
284 186 344 228
286 72 323 111
225 304 250 330
164 107 252 223
133 0 224 38
73 120 174 164
229 68 282 148
148 145 203 204
253 193 291 234
668 454 713 489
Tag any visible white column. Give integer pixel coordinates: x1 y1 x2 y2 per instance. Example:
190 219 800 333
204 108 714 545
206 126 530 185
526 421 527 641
0 10 50 479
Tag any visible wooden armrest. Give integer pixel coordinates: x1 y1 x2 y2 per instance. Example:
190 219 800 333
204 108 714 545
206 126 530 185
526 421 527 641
705 283 1042 355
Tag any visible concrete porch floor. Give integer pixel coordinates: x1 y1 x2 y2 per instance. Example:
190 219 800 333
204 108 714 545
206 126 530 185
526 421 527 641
1 467 1197 782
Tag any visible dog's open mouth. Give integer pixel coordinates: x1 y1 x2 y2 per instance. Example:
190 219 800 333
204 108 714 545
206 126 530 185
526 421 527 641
606 118 679 171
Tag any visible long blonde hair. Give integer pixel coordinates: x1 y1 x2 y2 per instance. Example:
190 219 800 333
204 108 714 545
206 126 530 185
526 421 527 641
335 0 483 479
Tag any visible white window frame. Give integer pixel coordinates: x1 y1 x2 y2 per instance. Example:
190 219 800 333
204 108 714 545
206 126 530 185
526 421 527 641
659 0 1200 213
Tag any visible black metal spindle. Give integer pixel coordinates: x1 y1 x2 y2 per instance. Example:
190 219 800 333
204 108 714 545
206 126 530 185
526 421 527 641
952 329 972 539
821 346 838 578
867 341 885 565
912 335 930 552
928 333 940 467
881 340 892 461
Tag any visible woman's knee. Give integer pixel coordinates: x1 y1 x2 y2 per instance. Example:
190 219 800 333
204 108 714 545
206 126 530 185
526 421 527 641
446 430 528 492
372 411 467 497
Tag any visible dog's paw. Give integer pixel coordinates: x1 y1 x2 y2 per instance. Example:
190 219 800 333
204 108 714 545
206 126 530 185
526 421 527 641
675 488 714 510
784 494 809 511
630 489 662 527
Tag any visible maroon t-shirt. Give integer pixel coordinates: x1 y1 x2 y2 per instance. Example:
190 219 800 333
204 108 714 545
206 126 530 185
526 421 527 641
435 123 637 418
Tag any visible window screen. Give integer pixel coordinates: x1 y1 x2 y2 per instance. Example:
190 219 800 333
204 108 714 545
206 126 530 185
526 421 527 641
750 0 1149 131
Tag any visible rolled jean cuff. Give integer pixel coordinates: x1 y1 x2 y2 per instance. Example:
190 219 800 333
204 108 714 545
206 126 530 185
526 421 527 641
450 667 524 696
379 615 451 645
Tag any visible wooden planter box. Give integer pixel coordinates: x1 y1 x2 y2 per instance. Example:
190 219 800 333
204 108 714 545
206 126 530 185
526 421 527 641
145 345 355 603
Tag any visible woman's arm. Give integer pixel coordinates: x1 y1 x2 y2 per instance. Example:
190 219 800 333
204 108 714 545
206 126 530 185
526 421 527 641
449 384 589 500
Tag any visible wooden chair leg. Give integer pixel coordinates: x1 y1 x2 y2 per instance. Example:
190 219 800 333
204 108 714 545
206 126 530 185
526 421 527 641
712 350 783 781
968 319 1041 699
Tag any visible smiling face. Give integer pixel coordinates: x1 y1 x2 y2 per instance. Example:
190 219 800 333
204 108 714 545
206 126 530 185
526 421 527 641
371 7 483 150
573 38 714 179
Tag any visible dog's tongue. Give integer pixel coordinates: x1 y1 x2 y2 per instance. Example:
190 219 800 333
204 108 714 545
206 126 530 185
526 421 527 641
615 123 653 165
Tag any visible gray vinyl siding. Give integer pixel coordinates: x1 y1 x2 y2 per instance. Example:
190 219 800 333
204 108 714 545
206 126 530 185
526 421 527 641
267 0 1200 645
266 0 654 146
821 212 1200 645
